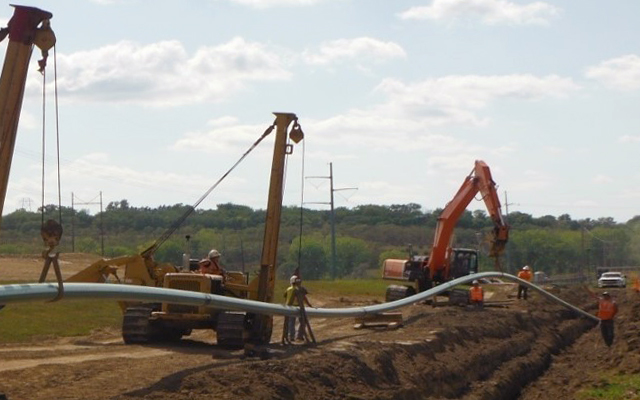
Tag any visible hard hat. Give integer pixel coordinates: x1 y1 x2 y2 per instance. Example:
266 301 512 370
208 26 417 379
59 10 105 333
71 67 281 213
472 280 479 285
602 291 610 297
523 265 531 271
290 275 298 284
208 249 221 259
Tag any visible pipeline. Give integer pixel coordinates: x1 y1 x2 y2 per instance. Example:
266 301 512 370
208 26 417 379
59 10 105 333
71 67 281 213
0 272 598 322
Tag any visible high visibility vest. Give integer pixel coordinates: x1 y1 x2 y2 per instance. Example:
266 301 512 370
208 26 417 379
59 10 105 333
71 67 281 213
284 286 299 306
518 270 532 282
469 286 484 302
598 299 617 320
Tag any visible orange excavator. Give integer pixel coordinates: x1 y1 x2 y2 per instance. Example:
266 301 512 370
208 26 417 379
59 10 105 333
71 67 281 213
382 160 509 301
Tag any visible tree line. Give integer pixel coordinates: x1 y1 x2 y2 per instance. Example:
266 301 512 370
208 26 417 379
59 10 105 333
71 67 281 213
1 200 639 280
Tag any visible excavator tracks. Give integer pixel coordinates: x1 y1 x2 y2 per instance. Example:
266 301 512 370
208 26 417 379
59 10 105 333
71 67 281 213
216 311 247 348
122 307 156 344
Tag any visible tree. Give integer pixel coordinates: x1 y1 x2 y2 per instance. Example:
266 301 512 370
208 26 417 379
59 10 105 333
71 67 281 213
284 236 327 280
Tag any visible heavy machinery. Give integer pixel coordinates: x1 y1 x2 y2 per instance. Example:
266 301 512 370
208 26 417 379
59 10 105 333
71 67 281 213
382 160 509 302
0 5 55 229
68 113 303 347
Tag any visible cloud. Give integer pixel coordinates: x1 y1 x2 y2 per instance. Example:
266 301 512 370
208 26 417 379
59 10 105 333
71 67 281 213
373 74 579 123
618 135 640 143
593 174 613 184
302 37 406 66
398 0 560 26
171 73 578 161
172 120 271 153
37 38 291 106
225 0 332 8
585 54 640 91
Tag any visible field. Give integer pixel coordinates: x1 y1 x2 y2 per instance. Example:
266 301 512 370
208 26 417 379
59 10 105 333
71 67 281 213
1 254 640 400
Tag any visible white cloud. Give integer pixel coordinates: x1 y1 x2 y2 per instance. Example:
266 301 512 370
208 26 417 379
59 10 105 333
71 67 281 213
593 174 613 184
225 0 332 8
373 74 579 123
36 38 291 106
172 120 270 153
398 0 560 26
303 37 406 66
618 135 640 143
585 54 640 91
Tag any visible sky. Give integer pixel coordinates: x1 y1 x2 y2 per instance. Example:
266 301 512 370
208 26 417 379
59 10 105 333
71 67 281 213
2 0 640 224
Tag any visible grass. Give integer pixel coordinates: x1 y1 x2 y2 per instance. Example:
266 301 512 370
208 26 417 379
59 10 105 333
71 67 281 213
0 299 122 343
275 278 389 299
577 374 640 400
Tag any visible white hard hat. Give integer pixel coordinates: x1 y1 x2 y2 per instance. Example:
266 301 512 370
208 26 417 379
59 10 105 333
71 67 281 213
523 265 531 271
472 280 479 285
208 249 221 259
290 275 298 284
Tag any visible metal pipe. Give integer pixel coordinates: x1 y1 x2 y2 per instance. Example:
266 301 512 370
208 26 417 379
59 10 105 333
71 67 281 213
0 272 598 322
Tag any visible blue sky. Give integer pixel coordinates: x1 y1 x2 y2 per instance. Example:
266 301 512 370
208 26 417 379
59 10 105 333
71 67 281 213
2 0 640 223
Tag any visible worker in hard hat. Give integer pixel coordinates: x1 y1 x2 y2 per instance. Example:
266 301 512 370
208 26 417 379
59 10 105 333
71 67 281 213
283 275 313 342
517 265 533 300
198 249 225 276
598 292 618 347
585 287 619 347
468 280 484 310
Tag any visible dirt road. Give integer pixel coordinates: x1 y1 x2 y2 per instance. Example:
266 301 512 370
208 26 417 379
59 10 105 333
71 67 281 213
0 255 638 400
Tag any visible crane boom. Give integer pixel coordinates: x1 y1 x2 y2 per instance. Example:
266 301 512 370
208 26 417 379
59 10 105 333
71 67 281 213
0 5 54 229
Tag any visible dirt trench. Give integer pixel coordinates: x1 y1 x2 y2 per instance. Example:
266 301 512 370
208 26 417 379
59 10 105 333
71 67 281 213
111 290 598 400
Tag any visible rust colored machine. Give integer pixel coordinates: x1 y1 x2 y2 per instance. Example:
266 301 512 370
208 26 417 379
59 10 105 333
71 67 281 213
382 160 509 302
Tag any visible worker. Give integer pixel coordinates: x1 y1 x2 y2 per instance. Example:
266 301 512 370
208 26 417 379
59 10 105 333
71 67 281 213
596 291 619 347
284 275 313 342
468 280 484 309
632 273 640 294
517 265 533 300
198 249 225 276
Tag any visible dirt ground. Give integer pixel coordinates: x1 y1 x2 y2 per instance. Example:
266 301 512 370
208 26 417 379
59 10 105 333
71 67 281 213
1 254 639 400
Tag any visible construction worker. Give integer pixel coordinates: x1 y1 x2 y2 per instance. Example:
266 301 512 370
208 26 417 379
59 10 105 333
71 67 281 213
198 249 225 276
517 265 533 300
632 273 640 294
596 291 618 347
284 275 313 342
468 280 484 309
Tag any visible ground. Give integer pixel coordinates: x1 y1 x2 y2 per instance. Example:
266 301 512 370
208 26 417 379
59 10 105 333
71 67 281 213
1 255 639 400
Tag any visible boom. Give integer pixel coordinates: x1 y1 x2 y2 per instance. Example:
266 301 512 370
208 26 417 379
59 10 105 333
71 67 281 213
0 6 54 229
427 160 509 281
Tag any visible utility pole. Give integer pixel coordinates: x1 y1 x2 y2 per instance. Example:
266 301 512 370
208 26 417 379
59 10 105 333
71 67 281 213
71 191 104 255
503 191 513 272
306 162 357 279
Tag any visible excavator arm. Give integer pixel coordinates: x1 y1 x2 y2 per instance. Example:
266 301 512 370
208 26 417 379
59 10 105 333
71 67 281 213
427 160 509 281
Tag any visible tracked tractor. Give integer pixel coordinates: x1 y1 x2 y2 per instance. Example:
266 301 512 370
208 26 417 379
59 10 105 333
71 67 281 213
68 113 304 347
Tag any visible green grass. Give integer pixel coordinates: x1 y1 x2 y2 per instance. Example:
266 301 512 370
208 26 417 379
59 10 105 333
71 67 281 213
577 374 640 400
282 278 390 297
0 299 122 343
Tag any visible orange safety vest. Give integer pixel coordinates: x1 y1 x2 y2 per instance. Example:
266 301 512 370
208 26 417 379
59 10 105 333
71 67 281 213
598 299 617 320
469 286 484 302
518 270 532 282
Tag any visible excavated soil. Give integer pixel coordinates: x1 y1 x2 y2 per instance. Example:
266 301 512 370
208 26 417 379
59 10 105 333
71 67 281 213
1 255 639 400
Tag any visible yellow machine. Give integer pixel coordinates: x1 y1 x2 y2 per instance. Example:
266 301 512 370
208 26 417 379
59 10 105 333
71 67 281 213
0 6 55 229
68 113 303 347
